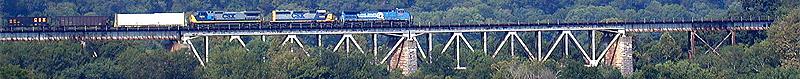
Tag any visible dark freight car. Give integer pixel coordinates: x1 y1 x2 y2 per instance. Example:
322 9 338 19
5 16 49 27
52 16 111 26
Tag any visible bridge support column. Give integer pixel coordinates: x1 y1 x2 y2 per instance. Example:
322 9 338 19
441 32 474 69
595 30 624 65
374 34 379 61
538 31 542 60
690 31 696 58
492 31 534 61
565 32 569 59
429 33 433 53
601 34 633 76
281 35 310 56
585 30 606 66
731 31 736 44
205 36 209 62
690 32 721 55
426 33 432 63
80 41 98 57
379 33 426 75
540 31 605 66
333 34 366 54
565 31 591 65
229 35 248 51
587 30 632 76
182 36 206 67
483 32 488 55
694 30 738 56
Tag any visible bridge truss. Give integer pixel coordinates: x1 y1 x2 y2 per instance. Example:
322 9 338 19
0 19 773 75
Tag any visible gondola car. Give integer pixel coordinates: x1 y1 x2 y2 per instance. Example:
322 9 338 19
191 11 262 26
270 10 335 23
5 16 49 27
340 8 412 25
52 16 111 27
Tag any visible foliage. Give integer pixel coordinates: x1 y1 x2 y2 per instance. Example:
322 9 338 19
489 60 559 79
1 0 799 78
0 64 40 79
632 60 715 79
765 6 800 68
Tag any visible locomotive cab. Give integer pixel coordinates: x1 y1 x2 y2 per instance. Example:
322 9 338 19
195 11 213 21
396 8 413 25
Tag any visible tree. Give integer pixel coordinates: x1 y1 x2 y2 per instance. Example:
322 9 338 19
559 5 622 22
0 64 40 79
763 6 800 68
490 60 558 79
413 7 500 24
54 59 123 79
732 0 780 18
275 3 309 10
634 1 697 21
635 32 687 67
200 37 272 78
44 2 81 16
632 60 714 79
599 18 624 22
113 41 197 78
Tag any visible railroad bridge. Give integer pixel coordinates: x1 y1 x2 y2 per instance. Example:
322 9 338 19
0 19 773 76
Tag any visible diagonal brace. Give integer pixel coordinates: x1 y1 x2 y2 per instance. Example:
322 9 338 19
281 35 310 56
229 35 249 51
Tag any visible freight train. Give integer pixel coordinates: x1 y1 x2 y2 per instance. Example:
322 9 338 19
3 8 412 29
5 16 111 28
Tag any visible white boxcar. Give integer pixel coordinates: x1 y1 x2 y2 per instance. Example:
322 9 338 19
115 13 185 27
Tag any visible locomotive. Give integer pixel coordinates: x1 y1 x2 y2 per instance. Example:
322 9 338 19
3 8 413 29
341 8 412 25
270 10 335 23
191 11 262 25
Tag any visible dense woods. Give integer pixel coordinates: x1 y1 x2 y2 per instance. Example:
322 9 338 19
2 0 799 78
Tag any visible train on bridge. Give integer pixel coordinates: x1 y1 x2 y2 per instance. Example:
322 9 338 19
3 8 413 30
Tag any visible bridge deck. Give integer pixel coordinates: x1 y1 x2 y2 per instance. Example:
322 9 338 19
0 19 773 41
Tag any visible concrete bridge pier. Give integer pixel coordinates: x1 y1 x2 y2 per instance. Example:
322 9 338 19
603 35 633 76
389 36 419 75
380 33 427 75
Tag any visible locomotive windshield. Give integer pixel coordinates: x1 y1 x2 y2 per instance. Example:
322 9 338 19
198 12 207 18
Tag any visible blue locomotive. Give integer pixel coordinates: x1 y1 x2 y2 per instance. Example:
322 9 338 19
190 11 262 24
270 10 335 23
340 8 413 24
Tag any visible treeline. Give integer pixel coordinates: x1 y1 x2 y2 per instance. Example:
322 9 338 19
2 0 800 78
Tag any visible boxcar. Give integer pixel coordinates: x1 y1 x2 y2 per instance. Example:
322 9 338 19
340 8 412 23
52 16 111 27
5 16 49 27
115 13 186 27
190 11 262 24
270 10 334 23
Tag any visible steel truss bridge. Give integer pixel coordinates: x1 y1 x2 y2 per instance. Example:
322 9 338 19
0 19 773 75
